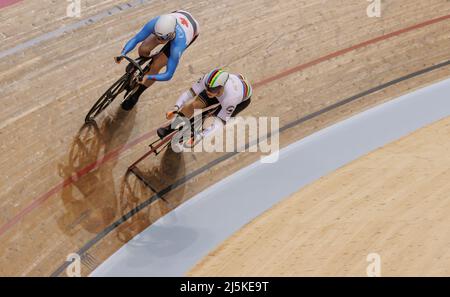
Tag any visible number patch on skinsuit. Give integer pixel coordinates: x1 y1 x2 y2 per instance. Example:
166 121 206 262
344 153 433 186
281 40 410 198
226 106 235 114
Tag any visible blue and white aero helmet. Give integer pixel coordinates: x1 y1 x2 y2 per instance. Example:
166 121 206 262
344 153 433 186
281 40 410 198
154 14 177 40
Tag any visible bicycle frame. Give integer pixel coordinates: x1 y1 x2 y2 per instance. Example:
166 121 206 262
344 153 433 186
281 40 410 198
84 52 160 123
127 104 221 190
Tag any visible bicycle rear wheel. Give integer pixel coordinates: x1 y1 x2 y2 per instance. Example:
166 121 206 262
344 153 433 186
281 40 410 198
174 106 220 146
85 73 129 123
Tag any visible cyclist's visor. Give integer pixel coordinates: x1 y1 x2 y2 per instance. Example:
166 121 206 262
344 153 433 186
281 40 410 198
156 32 175 41
205 85 223 94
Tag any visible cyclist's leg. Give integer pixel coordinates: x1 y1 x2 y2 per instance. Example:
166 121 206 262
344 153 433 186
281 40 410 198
140 51 168 88
121 43 169 111
125 36 157 73
127 45 168 98
231 98 252 117
211 98 251 119
138 35 160 58
157 96 207 139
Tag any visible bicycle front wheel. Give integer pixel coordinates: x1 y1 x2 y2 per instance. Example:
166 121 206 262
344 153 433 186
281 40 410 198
85 73 129 123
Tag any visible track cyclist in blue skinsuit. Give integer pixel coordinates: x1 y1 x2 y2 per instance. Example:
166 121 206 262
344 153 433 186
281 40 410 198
115 10 200 111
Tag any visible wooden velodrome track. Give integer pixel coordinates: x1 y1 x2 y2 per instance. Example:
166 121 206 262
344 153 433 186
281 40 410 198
190 116 450 276
0 0 449 276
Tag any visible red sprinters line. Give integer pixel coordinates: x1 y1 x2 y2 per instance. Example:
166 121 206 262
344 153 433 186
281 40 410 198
253 14 450 89
0 0 22 9
0 129 156 237
1 13 450 238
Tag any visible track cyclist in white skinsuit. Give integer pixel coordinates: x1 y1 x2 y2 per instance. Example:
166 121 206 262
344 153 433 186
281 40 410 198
157 68 253 146
115 10 200 111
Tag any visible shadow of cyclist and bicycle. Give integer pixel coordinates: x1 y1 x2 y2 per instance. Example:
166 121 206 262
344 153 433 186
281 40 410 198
56 103 189 248
115 145 188 244
56 107 135 235
56 53 196 256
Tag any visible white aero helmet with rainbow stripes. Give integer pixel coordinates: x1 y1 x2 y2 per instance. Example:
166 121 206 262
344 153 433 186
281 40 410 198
204 68 230 93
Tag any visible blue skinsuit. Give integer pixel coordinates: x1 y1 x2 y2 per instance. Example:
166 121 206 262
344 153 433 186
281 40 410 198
120 16 188 81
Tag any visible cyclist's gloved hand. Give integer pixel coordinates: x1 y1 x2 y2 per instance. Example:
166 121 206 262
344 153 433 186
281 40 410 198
184 133 203 149
166 105 180 120
114 56 124 64
138 75 153 85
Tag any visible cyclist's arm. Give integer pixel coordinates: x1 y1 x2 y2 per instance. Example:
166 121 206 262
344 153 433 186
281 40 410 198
121 18 157 56
174 89 195 109
201 98 238 138
175 76 205 108
147 43 185 81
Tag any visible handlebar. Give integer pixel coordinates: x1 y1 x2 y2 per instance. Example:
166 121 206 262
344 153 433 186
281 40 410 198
121 55 145 77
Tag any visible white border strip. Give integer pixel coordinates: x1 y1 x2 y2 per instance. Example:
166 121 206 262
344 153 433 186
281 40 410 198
92 78 450 276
